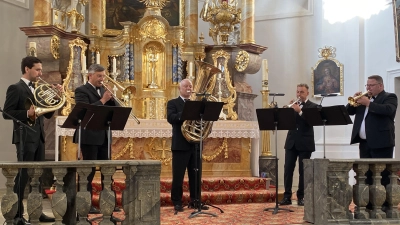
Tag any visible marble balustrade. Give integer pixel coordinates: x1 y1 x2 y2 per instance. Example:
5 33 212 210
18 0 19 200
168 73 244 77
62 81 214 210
0 160 161 225
304 158 400 225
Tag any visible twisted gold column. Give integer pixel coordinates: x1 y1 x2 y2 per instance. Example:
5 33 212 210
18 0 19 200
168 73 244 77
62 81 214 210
185 0 198 44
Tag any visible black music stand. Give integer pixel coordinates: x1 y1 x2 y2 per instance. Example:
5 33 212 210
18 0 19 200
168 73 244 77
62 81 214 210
256 108 296 214
180 99 224 218
302 105 352 158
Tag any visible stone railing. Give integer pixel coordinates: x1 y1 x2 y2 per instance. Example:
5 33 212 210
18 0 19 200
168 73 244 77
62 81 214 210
304 158 400 225
0 160 161 225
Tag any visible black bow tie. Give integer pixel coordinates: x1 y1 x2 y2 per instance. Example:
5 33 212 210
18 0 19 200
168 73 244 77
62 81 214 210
372 96 376 100
184 99 190 102
28 82 34 87
300 102 305 106
95 87 100 90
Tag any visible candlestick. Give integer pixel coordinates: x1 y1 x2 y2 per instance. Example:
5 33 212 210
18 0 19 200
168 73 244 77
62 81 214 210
29 42 36 49
96 51 100 64
262 59 268 81
188 61 193 77
112 57 117 73
82 55 86 71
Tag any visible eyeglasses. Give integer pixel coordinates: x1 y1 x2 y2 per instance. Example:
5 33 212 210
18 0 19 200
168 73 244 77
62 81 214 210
365 83 381 87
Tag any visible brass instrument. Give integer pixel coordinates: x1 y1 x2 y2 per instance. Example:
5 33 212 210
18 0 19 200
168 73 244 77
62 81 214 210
101 76 140 124
181 61 221 143
283 98 301 108
348 91 371 107
25 77 66 126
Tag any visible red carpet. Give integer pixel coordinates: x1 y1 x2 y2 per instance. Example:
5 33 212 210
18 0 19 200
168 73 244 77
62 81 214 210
87 202 307 225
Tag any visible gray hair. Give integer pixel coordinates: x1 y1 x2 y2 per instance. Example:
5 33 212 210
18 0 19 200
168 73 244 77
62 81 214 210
297 83 309 90
88 64 105 74
368 75 383 84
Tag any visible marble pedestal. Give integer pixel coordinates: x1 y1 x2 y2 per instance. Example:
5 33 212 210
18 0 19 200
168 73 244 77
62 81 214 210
259 156 276 186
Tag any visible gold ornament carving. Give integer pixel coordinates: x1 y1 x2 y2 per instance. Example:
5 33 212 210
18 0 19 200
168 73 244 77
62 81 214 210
235 50 249 72
139 19 167 41
61 37 87 116
50 35 60 60
112 138 135 160
212 50 238 120
318 46 336 59
202 138 228 161
146 138 172 165
138 0 168 8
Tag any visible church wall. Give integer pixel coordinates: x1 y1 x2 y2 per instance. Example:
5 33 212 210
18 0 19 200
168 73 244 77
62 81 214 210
0 1 34 186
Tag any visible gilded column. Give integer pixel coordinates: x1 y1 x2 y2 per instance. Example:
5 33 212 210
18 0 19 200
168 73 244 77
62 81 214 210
89 0 102 36
260 59 271 156
185 0 198 44
32 0 51 26
240 0 255 44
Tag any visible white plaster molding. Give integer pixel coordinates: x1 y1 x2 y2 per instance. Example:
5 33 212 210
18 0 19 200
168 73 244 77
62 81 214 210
3 0 29 9
386 68 400 92
255 0 313 21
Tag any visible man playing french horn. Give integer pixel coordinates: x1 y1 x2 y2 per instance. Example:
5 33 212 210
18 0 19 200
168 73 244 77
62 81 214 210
2 56 59 224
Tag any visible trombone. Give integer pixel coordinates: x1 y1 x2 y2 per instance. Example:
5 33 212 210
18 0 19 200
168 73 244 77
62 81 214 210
102 75 140 124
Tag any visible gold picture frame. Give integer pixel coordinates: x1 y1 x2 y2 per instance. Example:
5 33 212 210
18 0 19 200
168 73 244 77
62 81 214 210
393 0 400 62
102 0 184 36
311 58 343 97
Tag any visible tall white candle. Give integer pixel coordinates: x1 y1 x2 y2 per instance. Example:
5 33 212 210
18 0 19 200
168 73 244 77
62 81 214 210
112 57 117 73
218 64 222 78
96 52 100 64
262 59 268 80
188 61 193 77
82 55 86 71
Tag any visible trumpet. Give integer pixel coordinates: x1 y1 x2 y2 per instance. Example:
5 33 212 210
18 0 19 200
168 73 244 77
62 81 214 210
348 91 371 107
283 98 301 108
101 81 140 124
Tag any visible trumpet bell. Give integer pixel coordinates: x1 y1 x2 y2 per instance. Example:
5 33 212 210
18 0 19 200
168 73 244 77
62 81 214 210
348 91 371 107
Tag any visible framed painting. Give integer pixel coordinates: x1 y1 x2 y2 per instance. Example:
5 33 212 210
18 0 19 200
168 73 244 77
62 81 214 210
393 0 400 62
311 58 344 97
103 0 184 36
3 0 29 9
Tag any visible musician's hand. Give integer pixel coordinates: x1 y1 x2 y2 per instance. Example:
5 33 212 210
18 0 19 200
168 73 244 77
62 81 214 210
27 105 36 119
353 91 362 97
292 103 301 112
54 84 63 93
100 90 113 104
356 96 371 107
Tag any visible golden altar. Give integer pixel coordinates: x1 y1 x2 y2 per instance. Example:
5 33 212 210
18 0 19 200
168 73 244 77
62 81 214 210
55 117 259 177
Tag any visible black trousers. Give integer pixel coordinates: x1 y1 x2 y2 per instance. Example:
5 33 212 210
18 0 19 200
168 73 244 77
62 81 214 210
283 148 312 200
359 139 393 186
80 137 109 194
14 140 45 216
171 145 200 206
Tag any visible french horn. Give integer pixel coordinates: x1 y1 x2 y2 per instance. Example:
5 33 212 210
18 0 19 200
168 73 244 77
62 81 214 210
181 61 221 143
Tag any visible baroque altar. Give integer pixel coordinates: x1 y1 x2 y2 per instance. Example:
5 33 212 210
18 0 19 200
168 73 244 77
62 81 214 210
21 0 268 178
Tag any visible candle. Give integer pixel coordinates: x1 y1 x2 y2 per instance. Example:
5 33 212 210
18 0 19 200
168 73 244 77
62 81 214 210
82 55 86 71
188 61 193 77
112 57 117 73
96 51 100 64
218 64 222 78
262 59 268 80
29 42 36 49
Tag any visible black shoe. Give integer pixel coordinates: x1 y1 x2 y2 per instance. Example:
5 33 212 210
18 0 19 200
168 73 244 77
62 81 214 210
278 197 292 205
174 205 184 212
298 198 304 206
188 201 209 210
89 206 101 214
39 214 55 222
13 217 30 225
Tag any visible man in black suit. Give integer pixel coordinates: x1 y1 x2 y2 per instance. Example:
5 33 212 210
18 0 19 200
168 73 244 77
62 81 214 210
3 56 56 224
347 75 397 158
347 75 397 211
73 64 115 214
167 78 207 212
279 83 318 207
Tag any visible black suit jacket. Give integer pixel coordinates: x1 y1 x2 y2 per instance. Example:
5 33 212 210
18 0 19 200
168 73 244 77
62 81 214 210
167 97 195 150
346 90 397 149
3 79 53 144
284 100 319 152
73 83 116 145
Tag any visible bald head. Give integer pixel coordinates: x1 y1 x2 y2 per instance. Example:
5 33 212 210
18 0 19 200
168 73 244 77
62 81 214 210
179 79 193 99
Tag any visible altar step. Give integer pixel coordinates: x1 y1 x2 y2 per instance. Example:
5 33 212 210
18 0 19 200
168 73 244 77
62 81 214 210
160 177 276 206
92 177 276 207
